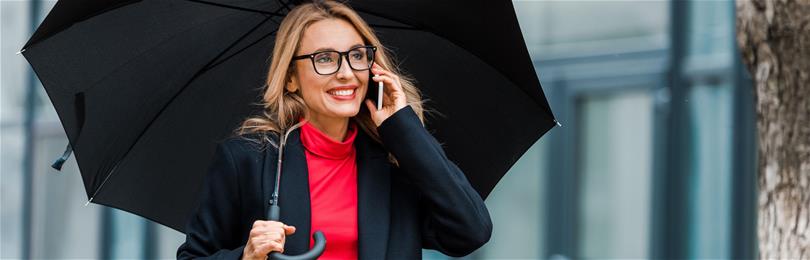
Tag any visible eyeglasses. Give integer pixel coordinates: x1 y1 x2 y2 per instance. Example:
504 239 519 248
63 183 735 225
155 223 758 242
292 45 376 75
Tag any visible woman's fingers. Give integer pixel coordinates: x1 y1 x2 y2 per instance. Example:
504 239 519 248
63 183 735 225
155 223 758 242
245 220 293 257
370 64 405 102
260 231 283 242
254 220 294 230
372 75 405 106
248 238 283 257
371 73 403 94
371 64 402 89
373 75 395 101
372 74 397 91
365 64 408 126
257 240 284 254
283 224 296 235
371 63 399 80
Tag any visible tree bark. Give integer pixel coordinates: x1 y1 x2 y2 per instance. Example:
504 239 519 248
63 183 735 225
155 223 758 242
736 0 810 258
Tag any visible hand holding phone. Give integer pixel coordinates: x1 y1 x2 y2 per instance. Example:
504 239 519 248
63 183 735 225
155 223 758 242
364 63 408 126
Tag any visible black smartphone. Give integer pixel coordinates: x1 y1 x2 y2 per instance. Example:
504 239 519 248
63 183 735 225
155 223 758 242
365 72 381 110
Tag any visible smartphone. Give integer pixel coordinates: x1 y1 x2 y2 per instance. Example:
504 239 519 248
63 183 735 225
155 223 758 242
365 73 383 110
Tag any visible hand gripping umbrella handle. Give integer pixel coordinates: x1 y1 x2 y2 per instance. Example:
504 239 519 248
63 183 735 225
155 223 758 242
266 204 326 260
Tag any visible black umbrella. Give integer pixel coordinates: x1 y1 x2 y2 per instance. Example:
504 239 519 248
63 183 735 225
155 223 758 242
21 0 556 234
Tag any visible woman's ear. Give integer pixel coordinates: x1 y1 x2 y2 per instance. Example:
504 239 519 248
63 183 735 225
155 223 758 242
286 73 299 93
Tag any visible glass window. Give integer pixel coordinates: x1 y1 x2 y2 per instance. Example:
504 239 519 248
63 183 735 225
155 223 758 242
157 224 186 257
421 139 549 259
1 125 24 259
30 133 101 259
577 91 653 258
1 0 30 122
476 139 548 258
688 0 733 57
2 1 40 258
109 209 147 259
687 83 733 258
684 1 735 258
513 0 669 59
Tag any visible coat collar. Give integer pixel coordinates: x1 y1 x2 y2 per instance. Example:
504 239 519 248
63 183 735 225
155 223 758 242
262 128 390 259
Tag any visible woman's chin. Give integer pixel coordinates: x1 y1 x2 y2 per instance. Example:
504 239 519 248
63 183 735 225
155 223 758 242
325 106 361 118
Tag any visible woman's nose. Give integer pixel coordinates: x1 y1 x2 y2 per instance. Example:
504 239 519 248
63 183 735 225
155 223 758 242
335 57 353 79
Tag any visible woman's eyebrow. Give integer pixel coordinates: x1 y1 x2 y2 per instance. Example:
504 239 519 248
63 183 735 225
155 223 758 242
312 44 364 53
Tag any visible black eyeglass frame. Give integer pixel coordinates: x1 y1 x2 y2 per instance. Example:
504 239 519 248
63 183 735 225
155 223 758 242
291 45 377 75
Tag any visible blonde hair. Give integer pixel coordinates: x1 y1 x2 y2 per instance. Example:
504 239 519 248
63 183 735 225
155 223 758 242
236 0 424 147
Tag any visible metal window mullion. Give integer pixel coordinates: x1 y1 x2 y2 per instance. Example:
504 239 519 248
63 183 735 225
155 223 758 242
728 0 758 256
651 0 692 258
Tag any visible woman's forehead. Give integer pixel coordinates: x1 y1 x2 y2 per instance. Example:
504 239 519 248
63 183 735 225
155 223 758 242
299 18 364 53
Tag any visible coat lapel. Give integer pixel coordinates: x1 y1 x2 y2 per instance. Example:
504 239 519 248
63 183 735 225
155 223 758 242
276 129 313 255
355 130 391 260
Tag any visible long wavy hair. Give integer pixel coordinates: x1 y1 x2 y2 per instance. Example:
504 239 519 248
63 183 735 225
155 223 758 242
236 0 425 148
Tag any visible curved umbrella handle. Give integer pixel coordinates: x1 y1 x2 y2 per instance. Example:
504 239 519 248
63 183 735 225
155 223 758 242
266 204 327 260
268 231 326 260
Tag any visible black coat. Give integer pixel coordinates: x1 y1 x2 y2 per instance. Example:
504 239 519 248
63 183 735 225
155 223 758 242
177 106 492 259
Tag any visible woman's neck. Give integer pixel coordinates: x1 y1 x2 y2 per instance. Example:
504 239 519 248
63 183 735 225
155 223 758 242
305 114 349 142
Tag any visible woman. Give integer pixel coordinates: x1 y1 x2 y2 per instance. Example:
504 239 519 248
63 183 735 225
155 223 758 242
177 1 491 259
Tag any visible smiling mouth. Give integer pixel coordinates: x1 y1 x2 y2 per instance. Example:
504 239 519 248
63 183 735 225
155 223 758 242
327 88 355 96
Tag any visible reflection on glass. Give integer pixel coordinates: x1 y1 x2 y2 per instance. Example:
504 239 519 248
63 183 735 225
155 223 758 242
1 126 24 259
688 0 732 56
513 0 668 58
578 91 652 258
479 140 547 258
110 209 147 259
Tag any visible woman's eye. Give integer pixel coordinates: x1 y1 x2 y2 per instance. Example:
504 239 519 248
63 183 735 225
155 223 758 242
351 53 363 60
315 56 333 63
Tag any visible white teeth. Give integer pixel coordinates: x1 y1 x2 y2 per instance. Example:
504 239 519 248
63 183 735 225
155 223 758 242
329 89 354 96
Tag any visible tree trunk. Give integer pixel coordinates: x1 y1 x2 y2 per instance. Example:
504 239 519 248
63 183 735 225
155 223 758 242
736 0 810 258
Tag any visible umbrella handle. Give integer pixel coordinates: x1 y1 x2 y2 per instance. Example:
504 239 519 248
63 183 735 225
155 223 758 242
266 204 327 260
268 232 326 260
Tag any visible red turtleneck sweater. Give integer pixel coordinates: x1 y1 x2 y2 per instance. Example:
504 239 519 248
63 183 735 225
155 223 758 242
299 120 359 260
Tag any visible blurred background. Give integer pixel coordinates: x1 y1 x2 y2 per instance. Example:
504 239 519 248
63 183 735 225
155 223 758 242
1 0 756 259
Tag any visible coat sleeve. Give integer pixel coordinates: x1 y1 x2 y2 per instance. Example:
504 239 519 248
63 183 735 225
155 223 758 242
377 105 493 257
177 141 246 260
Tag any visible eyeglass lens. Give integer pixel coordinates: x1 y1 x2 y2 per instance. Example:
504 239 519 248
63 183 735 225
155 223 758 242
312 47 374 74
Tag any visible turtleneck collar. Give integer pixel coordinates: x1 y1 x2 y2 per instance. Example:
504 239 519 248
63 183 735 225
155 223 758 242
299 119 357 160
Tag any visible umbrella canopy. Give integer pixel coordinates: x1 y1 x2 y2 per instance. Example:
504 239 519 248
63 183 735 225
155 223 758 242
22 0 556 232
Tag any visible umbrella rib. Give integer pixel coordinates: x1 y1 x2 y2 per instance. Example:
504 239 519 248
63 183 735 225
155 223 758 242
23 0 142 49
185 0 287 17
278 0 294 12
85 10 283 205
202 28 279 72
187 1 420 32
187 1 551 119
352 7 425 31
352 6 554 118
62 7 266 101
182 2 554 119
367 24 421 31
